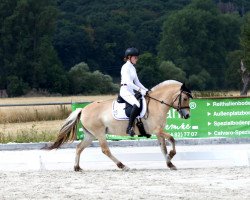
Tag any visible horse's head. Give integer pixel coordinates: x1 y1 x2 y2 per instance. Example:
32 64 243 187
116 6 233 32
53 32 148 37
172 83 193 119
148 80 193 119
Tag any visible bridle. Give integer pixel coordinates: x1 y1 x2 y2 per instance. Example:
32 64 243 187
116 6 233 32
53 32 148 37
146 90 191 111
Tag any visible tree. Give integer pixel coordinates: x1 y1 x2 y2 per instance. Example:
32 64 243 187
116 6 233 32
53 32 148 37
137 53 161 88
53 21 95 71
240 60 250 95
225 50 242 90
189 69 211 90
68 62 91 94
0 0 67 95
158 0 241 90
240 13 250 95
6 76 29 97
68 62 118 94
159 61 187 83
55 0 191 78
1 0 248 96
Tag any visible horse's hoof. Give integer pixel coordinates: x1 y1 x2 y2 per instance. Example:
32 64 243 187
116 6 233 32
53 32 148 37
74 166 83 172
122 166 130 171
167 162 177 170
170 166 177 170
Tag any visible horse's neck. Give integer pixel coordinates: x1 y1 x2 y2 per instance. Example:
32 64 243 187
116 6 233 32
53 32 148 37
146 86 180 119
151 86 179 102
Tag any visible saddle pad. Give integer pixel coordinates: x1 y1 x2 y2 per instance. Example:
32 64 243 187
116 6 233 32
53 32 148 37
112 97 147 120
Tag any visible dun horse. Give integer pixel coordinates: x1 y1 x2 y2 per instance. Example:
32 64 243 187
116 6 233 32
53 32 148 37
45 80 193 171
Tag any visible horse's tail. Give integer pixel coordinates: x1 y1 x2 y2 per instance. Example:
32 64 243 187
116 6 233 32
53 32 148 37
43 108 82 150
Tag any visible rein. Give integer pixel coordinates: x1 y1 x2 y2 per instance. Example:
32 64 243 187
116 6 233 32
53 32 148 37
146 90 190 111
146 95 174 108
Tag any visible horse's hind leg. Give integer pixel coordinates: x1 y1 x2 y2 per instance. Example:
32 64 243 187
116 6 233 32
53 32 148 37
74 132 95 171
157 132 177 170
97 135 129 171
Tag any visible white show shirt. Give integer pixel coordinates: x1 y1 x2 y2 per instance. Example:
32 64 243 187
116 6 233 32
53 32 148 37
120 61 147 107
120 61 147 94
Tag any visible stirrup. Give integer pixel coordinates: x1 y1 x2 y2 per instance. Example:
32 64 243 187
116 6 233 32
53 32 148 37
126 127 135 137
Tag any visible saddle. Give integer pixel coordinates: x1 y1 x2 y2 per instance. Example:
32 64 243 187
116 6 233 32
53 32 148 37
112 92 151 138
117 92 143 117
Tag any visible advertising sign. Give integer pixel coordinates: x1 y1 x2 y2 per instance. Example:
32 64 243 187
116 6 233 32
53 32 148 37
166 97 250 138
72 97 250 140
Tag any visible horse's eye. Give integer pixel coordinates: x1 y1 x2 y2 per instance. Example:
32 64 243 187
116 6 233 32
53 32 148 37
183 98 188 101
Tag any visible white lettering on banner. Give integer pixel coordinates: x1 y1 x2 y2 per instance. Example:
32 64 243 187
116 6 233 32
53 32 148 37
213 130 250 136
171 132 198 138
165 123 191 130
213 120 250 127
213 111 250 117
189 102 196 109
212 101 250 107
192 126 199 130
214 131 234 136
167 109 181 119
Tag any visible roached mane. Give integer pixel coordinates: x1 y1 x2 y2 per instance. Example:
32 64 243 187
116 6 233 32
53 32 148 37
151 80 182 91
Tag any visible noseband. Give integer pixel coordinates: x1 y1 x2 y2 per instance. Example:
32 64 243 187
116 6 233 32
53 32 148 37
146 90 191 111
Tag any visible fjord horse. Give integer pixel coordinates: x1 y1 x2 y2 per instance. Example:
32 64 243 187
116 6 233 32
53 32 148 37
45 80 192 171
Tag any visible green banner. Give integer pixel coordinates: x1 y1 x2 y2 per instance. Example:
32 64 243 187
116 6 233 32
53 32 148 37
71 102 90 140
166 97 250 138
72 97 250 140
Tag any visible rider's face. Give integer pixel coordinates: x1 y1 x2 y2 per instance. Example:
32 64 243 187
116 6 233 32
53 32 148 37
130 56 138 65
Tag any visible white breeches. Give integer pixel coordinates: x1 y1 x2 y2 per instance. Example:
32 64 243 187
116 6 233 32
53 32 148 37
120 87 140 107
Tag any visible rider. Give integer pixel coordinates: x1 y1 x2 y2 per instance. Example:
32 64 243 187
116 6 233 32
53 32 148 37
120 47 148 136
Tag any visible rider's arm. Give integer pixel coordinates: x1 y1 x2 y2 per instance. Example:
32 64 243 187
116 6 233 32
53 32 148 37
134 73 148 91
121 65 140 91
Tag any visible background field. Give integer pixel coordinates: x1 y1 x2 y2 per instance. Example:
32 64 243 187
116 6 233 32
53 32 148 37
0 95 116 143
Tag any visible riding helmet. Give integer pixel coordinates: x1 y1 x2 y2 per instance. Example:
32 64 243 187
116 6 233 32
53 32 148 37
124 47 139 58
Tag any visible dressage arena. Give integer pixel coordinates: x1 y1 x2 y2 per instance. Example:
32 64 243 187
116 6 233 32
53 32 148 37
0 140 250 200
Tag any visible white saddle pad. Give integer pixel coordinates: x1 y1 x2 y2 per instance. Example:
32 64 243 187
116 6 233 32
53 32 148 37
112 97 147 120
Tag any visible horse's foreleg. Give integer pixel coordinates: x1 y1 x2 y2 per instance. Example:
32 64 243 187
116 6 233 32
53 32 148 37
164 132 176 160
74 132 95 172
98 137 129 171
157 135 168 159
157 131 177 170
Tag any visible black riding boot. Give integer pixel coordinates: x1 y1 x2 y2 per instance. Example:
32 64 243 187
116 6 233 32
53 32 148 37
126 104 140 137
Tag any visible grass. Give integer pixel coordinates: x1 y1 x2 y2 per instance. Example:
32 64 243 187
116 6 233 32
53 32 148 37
0 120 63 143
0 95 116 124
0 95 116 144
0 105 71 123
0 124 57 143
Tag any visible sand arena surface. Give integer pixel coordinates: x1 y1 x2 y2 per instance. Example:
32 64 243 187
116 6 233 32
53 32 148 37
0 167 249 200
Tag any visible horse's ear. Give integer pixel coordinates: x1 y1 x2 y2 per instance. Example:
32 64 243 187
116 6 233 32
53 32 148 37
181 83 186 91
181 83 193 98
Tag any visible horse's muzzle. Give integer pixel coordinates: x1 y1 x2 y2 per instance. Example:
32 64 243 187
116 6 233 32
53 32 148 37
179 109 190 119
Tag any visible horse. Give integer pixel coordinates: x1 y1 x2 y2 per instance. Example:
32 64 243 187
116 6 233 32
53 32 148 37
44 80 193 171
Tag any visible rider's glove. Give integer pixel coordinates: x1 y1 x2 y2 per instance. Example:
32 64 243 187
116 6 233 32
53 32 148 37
140 89 147 96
